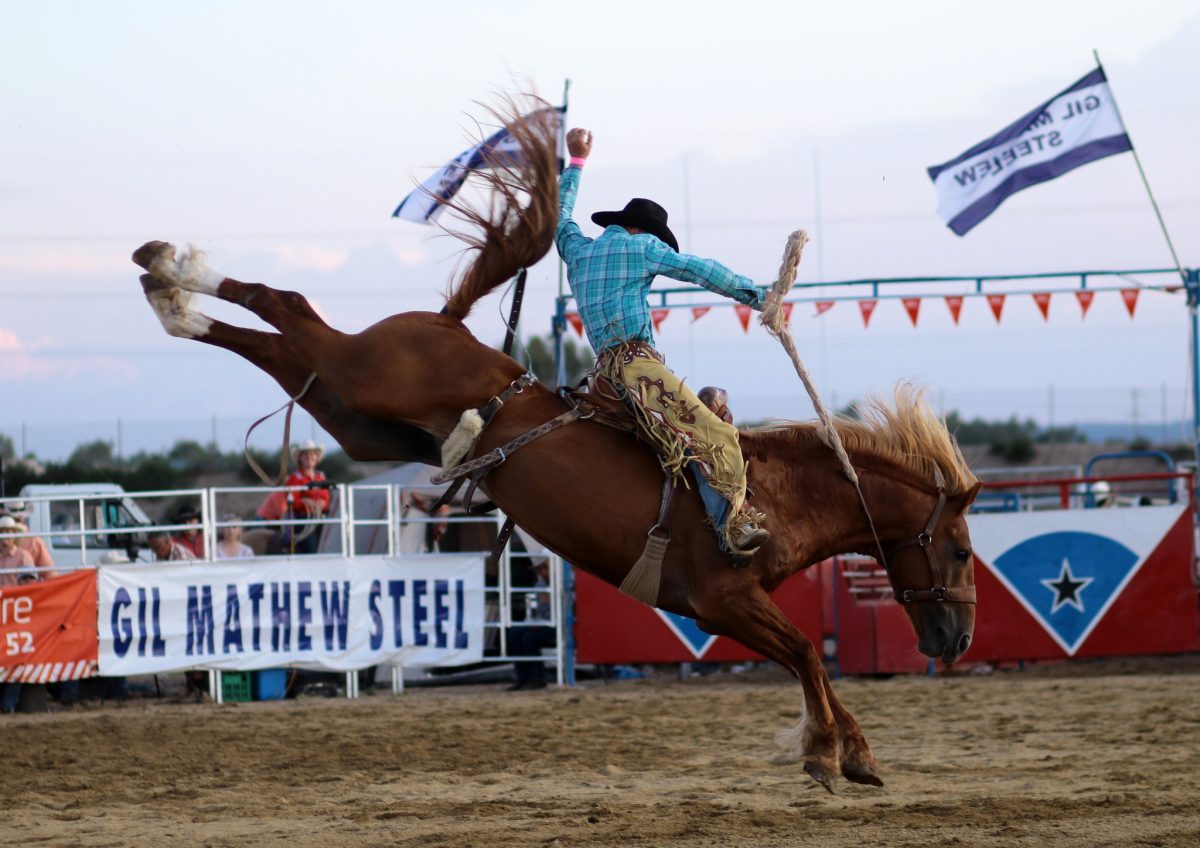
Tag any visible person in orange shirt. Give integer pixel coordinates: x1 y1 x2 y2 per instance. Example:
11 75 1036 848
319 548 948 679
282 440 330 555
1 502 57 581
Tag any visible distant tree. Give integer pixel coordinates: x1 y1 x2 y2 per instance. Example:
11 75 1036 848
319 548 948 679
990 433 1036 463
509 333 595 386
68 440 116 471
1128 436 1153 452
1037 425 1087 444
0 433 14 461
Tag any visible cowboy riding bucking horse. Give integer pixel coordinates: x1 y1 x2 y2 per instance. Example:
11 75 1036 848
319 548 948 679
558 128 770 562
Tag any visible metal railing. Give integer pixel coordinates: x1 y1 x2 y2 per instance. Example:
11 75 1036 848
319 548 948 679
0 482 565 700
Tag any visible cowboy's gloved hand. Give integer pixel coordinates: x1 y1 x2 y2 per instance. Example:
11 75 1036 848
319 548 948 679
567 128 592 159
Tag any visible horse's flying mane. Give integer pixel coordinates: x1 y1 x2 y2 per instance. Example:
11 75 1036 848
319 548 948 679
440 95 560 321
750 384 979 497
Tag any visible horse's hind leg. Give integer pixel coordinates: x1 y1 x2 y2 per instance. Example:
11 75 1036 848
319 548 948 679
693 587 843 793
133 241 326 330
139 274 439 464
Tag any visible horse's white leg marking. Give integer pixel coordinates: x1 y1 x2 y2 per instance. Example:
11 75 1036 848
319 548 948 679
145 242 226 295
143 280 213 339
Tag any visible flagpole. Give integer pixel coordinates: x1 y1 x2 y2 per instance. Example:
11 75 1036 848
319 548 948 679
552 77 577 689
1101 48 1200 504
1094 49 1185 283
557 79 571 300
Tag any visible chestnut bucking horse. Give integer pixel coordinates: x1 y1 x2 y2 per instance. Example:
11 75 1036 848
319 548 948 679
132 104 980 793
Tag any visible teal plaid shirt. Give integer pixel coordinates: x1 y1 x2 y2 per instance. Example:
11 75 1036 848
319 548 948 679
556 165 763 353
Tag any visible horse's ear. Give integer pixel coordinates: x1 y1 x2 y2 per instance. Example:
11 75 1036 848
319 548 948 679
961 481 984 509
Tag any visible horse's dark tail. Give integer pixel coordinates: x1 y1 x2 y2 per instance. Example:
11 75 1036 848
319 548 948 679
441 96 560 321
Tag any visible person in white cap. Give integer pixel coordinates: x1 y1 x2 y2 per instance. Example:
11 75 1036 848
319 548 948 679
0 502 56 580
283 440 330 554
0 517 35 586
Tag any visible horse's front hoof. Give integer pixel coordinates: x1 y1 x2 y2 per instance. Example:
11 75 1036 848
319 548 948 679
803 759 838 794
842 763 884 787
132 240 175 271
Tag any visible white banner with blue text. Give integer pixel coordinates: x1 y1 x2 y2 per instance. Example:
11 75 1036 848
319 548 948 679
97 555 485 675
927 67 1131 235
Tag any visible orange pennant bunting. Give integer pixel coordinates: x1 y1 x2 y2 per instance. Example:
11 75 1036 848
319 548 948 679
1076 290 1095 318
691 306 711 322
858 299 877 328
1120 288 1140 318
566 312 584 337
986 294 1006 323
781 302 794 326
735 304 752 332
651 308 669 332
902 297 921 327
814 300 835 316
945 296 964 325
1032 292 1052 320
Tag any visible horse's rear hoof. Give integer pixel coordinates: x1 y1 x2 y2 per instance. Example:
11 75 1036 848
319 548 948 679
842 764 884 787
132 240 175 270
139 273 169 294
803 759 837 794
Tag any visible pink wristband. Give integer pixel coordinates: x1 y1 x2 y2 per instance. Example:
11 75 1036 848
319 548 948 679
569 156 587 167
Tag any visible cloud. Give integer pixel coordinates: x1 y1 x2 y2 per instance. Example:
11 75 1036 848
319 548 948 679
0 248 133 275
0 327 139 383
275 243 348 273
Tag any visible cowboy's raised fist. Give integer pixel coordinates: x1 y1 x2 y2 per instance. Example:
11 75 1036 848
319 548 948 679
567 128 593 159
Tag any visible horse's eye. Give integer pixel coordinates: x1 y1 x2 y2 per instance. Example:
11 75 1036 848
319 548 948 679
954 548 971 562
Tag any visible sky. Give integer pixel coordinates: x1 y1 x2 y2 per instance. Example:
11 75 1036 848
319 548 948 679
2 1 1198 459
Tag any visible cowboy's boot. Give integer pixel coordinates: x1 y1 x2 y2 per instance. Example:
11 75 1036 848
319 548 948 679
726 507 770 565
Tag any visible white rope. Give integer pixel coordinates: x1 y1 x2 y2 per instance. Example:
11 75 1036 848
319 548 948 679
759 231 860 486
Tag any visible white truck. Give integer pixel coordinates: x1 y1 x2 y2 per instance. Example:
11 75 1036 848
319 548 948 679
8 483 157 569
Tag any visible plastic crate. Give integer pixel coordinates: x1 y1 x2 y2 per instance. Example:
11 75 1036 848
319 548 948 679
221 671 252 703
253 669 289 701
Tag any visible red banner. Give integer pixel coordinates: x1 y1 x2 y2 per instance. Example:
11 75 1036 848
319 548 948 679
814 300 835 316
858 299 877 328
1121 288 1140 317
945 295 963 325
735 303 752 332
691 306 711 322
902 297 921 327
1032 292 1052 320
651 308 669 332
1076 290 1095 318
986 293 1006 323
781 302 794 326
566 312 584 337
0 569 98 684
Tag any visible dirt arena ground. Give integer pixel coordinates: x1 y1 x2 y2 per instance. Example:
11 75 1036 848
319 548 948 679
4 656 1199 848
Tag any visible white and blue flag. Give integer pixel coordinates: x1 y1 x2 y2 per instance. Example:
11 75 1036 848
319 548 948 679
392 106 565 225
928 67 1132 236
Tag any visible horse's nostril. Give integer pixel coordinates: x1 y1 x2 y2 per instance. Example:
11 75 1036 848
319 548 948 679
958 633 972 654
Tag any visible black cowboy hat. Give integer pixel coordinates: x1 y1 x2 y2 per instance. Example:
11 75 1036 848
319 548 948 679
591 198 679 252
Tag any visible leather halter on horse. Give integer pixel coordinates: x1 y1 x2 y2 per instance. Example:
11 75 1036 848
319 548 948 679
880 485 977 605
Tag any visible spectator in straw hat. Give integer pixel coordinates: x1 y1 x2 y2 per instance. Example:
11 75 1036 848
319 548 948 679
282 439 330 555
0 517 35 587
1 501 57 581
